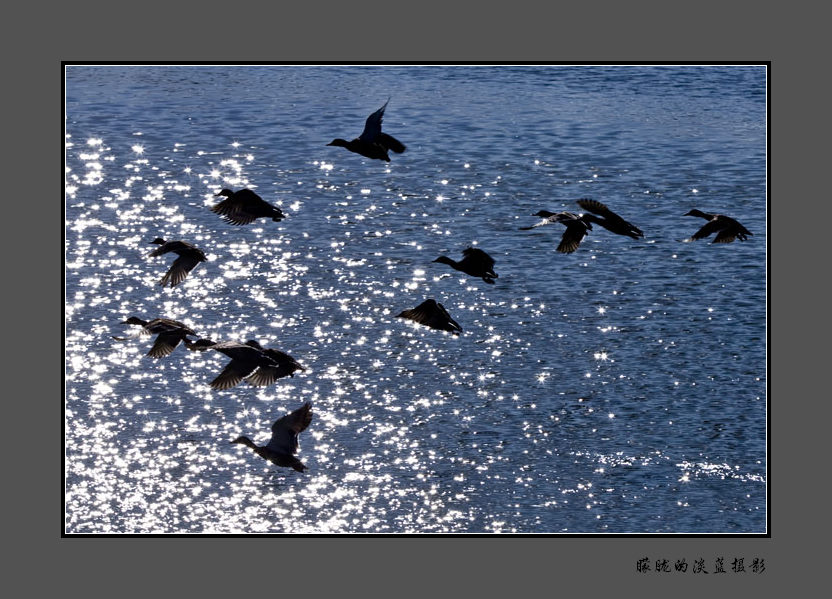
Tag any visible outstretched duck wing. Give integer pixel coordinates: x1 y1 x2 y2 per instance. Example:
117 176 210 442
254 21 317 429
712 219 752 243
247 362 303 386
267 403 313 455
712 228 740 243
148 240 197 257
556 221 590 254
210 359 258 390
146 318 196 336
376 132 405 153
247 349 304 386
397 299 461 334
577 198 644 238
690 219 722 241
159 254 202 287
359 98 390 143
436 302 463 334
576 198 612 216
398 299 438 326
147 332 185 358
211 199 259 225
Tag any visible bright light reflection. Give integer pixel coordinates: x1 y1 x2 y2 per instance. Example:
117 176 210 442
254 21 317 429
64 114 765 535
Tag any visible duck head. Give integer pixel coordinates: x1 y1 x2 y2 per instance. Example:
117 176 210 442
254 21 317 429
121 316 147 326
231 436 256 449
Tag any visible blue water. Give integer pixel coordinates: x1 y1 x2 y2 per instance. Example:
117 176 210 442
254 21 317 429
64 65 767 533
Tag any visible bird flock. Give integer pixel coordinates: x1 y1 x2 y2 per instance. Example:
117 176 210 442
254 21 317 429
110 98 754 473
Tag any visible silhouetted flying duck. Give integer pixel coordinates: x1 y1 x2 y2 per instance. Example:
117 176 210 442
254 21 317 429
185 339 303 390
211 188 285 225
684 209 752 243
433 247 498 284
397 299 462 335
521 210 593 254
232 402 313 472
148 238 207 287
113 317 197 358
576 199 644 239
327 98 406 162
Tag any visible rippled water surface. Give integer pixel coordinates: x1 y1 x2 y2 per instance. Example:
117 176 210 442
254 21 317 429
65 65 767 533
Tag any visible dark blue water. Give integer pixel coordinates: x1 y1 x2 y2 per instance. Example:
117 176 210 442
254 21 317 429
64 65 766 533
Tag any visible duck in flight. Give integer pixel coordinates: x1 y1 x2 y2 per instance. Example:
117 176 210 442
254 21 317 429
327 98 406 162
232 402 313 472
433 247 498 284
112 317 197 358
241 340 306 387
148 238 207 287
576 199 644 239
684 209 753 243
185 339 304 390
211 188 285 225
397 299 462 335
520 210 593 254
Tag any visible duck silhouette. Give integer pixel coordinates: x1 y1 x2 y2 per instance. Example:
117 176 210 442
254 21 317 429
576 199 644 239
397 299 462 335
185 339 303 390
232 402 313 472
211 188 285 225
327 98 406 162
241 340 305 387
148 238 207 287
684 209 753 243
521 210 593 254
112 317 197 358
433 247 498 284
